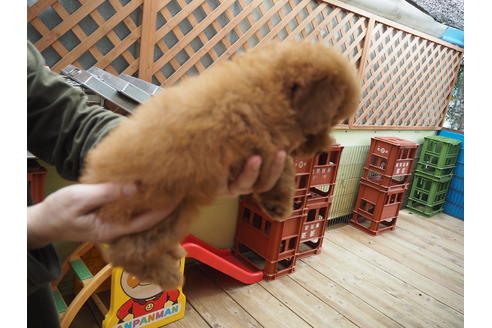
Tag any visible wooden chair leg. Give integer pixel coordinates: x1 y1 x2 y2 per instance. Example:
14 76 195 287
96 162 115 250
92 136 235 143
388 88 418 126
51 242 95 289
60 264 112 328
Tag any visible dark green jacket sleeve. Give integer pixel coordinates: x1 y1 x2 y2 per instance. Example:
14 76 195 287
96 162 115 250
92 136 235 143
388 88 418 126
27 41 126 181
27 245 61 295
27 41 125 300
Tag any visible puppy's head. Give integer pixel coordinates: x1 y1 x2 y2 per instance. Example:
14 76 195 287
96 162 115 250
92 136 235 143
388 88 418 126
263 41 361 157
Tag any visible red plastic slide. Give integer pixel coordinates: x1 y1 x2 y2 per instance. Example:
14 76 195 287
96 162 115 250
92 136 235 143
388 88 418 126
181 234 263 284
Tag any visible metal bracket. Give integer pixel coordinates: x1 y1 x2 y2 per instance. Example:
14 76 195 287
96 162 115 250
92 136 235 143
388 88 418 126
87 67 154 104
61 65 138 113
119 74 164 97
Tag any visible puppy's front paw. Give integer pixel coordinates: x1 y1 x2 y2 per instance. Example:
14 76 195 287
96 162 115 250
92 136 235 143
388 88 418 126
259 198 293 219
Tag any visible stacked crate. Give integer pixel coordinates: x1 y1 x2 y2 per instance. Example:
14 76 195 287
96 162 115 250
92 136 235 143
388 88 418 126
297 145 343 259
406 136 462 217
351 137 419 235
233 145 343 281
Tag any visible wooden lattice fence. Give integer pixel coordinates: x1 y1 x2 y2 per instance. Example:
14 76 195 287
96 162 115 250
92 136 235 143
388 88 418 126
353 21 463 129
27 0 463 130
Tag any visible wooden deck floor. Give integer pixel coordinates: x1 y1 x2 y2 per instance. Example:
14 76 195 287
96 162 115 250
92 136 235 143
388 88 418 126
73 210 464 328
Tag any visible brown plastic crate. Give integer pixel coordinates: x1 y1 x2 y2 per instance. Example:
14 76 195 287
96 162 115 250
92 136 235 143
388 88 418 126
234 199 306 263
309 144 343 187
234 199 304 281
294 173 311 198
306 184 335 207
293 157 314 199
297 202 333 259
262 256 297 281
293 157 314 174
361 167 411 192
354 180 405 222
235 242 298 281
241 192 307 218
28 161 47 204
366 137 419 177
351 212 397 235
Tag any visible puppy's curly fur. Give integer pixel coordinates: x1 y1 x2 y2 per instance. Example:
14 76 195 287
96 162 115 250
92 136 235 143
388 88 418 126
81 41 361 290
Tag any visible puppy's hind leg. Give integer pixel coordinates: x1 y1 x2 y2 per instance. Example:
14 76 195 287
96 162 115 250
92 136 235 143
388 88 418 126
254 156 295 219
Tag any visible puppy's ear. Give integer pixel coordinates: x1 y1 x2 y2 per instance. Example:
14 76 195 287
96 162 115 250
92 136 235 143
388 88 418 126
289 76 345 134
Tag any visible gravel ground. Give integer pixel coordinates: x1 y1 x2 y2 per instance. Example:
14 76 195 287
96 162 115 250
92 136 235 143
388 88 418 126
406 0 463 30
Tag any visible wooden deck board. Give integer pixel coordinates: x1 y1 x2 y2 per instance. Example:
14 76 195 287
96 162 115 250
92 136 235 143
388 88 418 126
290 263 403 328
257 276 359 328
303 238 463 328
398 211 464 253
401 210 464 237
165 303 211 328
418 212 465 236
390 224 464 268
182 265 262 327
375 227 464 274
71 212 464 327
199 265 312 328
327 227 464 314
340 223 464 296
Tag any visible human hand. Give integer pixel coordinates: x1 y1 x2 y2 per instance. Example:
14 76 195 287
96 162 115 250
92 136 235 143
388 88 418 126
221 150 286 197
27 183 179 249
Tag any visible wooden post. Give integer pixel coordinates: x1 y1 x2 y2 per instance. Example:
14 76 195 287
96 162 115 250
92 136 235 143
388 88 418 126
438 53 464 129
349 17 375 129
138 0 158 82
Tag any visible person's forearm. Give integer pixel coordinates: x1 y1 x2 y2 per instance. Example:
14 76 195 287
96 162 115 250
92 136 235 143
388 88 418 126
27 203 55 249
26 183 183 249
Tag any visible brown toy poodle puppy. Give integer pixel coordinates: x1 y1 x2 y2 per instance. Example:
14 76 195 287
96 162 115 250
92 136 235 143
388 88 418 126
81 40 361 290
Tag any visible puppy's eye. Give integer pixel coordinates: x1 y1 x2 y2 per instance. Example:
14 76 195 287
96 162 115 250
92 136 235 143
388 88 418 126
290 83 299 97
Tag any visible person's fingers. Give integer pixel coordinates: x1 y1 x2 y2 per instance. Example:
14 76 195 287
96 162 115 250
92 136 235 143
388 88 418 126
228 156 262 195
257 150 286 192
70 183 137 214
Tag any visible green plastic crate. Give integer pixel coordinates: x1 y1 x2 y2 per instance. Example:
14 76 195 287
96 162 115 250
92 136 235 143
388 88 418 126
408 172 452 205
406 199 445 217
419 136 461 169
408 188 448 205
415 163 455 182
